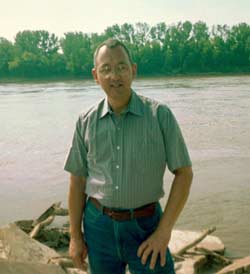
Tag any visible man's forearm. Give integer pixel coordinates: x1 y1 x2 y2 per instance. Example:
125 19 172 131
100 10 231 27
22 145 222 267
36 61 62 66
137 166 193 269
157 166 193 234
68 174 87 238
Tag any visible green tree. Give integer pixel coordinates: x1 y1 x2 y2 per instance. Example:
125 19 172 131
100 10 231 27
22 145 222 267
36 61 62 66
61 32 92 76
211 24 231 71
0 38 14 76
228 23 250 69
163 21 192 73
9 30 62 77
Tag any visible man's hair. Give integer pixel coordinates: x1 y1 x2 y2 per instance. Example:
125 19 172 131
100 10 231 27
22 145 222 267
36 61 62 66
93 38 133 67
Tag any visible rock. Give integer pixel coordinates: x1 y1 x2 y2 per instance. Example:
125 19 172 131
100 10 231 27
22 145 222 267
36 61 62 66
0 220 229 274
65 268 88 274
0 223 60 264
168 229 225 274
175 255 207 274
169 229 225 254
0 258 66 274
215 256 250 274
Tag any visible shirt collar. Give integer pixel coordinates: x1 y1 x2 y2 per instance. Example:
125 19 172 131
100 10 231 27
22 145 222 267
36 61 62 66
99 97 112 119
126 90 144 116
99 90 144 119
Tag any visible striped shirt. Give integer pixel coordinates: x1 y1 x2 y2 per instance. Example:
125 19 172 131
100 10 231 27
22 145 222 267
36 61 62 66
64 90 192 208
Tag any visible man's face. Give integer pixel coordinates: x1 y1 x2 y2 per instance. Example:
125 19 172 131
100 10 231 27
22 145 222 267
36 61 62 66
92 45 137 101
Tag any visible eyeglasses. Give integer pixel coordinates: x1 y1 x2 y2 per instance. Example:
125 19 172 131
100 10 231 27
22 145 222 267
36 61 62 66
98 63 129 76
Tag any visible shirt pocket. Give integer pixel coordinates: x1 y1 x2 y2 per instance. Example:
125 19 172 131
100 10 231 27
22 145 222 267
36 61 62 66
87 127 113 162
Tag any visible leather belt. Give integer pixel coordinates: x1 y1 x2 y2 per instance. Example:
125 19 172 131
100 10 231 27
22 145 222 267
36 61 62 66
89 197 156 221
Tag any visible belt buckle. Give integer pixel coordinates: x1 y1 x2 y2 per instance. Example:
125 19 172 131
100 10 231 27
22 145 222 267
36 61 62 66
106 209 133 221
107 210 115 218
106 210 126 221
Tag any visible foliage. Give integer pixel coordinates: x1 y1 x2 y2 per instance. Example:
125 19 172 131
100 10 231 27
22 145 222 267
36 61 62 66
0 22 250 79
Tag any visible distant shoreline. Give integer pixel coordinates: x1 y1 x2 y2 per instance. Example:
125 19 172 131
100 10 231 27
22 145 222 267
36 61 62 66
1 71 250 84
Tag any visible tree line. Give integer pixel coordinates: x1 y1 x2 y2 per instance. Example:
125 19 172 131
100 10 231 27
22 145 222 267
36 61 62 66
0 21 250 79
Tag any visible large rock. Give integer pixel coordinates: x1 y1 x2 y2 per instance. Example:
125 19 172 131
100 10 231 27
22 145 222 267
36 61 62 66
175 255 207 274
0 259 66 274
169 229 225 274
169 229 225 254
0 223 59 264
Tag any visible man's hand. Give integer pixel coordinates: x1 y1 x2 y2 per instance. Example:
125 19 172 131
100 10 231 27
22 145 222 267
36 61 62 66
137 166 193 270
69 234 88 270
137 228 171 270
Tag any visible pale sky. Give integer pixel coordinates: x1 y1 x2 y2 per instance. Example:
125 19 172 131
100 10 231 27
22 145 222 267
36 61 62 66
1 0 250 41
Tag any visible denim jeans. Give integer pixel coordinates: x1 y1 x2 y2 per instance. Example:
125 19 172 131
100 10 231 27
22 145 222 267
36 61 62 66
83 199 175 274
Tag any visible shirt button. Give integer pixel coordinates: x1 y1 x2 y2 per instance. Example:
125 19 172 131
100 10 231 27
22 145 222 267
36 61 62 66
117 146 120 150
117 127 121 131
115 186 119 190
116 165 120 169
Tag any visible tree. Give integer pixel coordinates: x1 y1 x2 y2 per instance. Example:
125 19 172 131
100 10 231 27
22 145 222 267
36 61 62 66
0 38 14 76
228 23 250 69
61 32 92 76
9 30 62 77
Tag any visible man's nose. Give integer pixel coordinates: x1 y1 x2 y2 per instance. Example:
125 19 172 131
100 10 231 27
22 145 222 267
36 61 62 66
109 68 120 79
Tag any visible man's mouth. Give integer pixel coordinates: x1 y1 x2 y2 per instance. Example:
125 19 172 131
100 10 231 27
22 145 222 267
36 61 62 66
110 83 123 88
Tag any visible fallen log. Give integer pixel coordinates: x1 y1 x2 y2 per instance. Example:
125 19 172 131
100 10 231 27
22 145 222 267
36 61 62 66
30 215 55 238
215 256 250 274
54 208 68 216
48 256 88 271
48 256 74 268
15 220 34 233
194 247 232 266
33 202 61 226
174 227 216 256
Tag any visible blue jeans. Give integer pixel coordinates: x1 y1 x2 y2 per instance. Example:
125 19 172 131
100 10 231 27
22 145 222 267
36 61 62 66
83 199 175 274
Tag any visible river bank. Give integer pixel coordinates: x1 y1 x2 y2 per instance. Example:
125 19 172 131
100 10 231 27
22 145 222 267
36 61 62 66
1 71 250 84
1 202 249 274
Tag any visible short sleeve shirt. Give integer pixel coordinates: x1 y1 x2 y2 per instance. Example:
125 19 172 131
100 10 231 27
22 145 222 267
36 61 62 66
64 91 192 208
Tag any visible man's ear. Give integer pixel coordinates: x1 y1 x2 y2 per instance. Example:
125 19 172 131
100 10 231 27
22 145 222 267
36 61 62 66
92 68 99 84
132 63 137 79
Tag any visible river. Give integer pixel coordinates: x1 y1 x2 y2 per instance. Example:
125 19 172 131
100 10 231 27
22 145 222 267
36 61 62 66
0 75 249 257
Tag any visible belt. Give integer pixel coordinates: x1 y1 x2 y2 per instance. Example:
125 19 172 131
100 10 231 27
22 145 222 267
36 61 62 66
89 197 156 221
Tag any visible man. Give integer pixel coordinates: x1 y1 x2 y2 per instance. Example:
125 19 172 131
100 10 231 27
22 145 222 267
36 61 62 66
64 38 193 274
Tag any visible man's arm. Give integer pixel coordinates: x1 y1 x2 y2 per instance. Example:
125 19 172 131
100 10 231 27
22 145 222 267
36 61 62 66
68 174 88 270
137 166 193 270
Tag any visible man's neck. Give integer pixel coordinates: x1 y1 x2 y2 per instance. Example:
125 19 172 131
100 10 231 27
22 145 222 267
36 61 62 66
108 93 132 115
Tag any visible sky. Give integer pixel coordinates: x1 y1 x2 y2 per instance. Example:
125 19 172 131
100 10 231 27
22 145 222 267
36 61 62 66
1 0 250 41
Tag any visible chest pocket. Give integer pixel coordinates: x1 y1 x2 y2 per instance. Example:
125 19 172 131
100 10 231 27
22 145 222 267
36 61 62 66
86 120 114 163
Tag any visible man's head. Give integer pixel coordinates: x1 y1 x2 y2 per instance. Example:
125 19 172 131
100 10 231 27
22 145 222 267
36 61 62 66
93 39 133 67
92 39 137 103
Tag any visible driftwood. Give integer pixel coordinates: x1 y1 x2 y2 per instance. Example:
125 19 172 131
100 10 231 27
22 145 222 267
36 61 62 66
30 215 55 238
174 226 216 256
215 256 250 274
194 247 232 266
26 202 69 242
33 202 61 226
48 256 88 272
14 220 34 233
54 208 68 216
48 256 74 268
